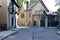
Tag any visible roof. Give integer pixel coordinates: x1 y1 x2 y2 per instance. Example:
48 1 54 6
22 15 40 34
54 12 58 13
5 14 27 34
46 12 58 16
30 0 49 12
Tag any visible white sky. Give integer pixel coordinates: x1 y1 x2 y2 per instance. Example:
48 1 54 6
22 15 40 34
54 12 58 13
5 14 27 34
23 0 59 12
42 0 59 12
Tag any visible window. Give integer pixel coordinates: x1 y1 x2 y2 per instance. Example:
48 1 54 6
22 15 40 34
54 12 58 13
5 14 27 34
21 13 24 18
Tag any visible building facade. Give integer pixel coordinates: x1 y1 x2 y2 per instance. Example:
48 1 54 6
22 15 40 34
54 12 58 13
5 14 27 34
17 0 49 27
0 0 19 31
0 0 8 30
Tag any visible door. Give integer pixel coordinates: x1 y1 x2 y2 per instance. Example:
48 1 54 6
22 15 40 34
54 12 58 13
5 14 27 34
40 20 45 27
33 21 36 26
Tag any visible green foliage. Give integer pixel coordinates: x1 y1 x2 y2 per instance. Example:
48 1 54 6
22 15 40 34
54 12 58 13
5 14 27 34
30 0 36 3
18 0 36 6
18 0 23 6
18 0 23 4
57 8 60 12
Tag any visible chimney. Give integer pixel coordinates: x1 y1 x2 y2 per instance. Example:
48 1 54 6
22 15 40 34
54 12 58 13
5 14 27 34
26 1 29 10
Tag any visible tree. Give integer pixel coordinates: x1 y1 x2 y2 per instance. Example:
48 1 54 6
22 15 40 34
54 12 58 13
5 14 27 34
30 0 36 3
18 0 36 7
18 0 24 6
55 0 60 26
57 8 60 12
55 0 60 7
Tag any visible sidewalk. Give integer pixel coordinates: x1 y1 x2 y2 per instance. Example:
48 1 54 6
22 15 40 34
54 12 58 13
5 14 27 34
0 28 20 40
57 31 60 35
4 27 60 40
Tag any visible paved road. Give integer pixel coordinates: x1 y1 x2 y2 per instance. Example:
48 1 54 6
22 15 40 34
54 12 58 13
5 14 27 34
4 27 60 40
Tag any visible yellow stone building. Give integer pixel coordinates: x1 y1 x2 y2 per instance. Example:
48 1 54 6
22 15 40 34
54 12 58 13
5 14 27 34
17 0 49 27
0 0 7 25
18 6 32 26
0 0 19 30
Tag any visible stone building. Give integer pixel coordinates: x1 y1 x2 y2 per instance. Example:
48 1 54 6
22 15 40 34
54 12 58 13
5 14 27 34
17 0 49 27
0 0 19 31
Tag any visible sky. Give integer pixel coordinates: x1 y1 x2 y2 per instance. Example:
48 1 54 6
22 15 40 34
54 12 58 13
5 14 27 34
23 0 59 12
42 0 59 12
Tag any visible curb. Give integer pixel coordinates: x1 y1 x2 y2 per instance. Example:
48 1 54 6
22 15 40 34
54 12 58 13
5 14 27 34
1 29 20 40
57 31 60 36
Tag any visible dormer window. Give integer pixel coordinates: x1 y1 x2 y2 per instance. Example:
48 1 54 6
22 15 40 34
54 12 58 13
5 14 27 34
0 1 2 7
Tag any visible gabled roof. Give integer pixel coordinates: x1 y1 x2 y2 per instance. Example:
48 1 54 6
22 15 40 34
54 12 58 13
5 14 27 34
30 0 49 12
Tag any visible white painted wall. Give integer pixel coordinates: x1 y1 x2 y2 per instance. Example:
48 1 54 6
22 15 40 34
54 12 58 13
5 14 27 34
9 14 16 29
7 0 18 30
7 0 11 30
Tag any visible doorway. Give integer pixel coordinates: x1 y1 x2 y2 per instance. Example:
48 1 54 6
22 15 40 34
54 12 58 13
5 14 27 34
33 21 36 26
40 20 45 27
